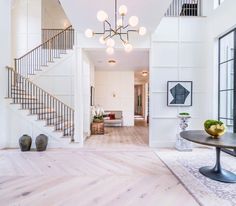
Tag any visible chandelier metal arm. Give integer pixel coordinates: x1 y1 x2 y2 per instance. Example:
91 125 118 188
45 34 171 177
118 34 127 44
105 20 113 37
94 20 112 35
127 29 139 33
84 0 146 53
107 32 116 40
122 24 129 30
104 33 111 40
105 20 112 28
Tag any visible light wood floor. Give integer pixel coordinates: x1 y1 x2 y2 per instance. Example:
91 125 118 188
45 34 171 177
85 123 148 150
0 124 199 206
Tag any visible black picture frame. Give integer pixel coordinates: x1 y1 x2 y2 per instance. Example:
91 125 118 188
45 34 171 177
90 86 95 106
167 81 193 107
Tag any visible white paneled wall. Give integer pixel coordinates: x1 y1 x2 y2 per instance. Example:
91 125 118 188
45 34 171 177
95 70 134 126
32 51 75 108
11 0 41 59
82 53 94 138
0 0 11 148
150 17 211 147
42 0 70 29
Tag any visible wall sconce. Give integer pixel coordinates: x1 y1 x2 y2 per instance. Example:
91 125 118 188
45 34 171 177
112 92 116 98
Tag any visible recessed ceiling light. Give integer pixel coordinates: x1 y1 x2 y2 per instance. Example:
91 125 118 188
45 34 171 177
142 71 148 77
108 59 116 65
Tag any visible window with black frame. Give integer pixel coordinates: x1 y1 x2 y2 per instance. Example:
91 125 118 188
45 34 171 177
219 30 235 133
219 0 225 5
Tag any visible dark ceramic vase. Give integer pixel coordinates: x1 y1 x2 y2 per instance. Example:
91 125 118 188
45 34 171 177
35 134 48 151
19 134 32 152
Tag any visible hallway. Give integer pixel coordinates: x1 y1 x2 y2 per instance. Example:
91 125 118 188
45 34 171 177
85 122 149 149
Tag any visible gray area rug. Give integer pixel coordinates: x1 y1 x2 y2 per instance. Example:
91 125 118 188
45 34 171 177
156 149 236 206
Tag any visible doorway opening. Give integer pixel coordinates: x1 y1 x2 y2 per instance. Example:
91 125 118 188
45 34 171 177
134 71 149 128
84 49 150 148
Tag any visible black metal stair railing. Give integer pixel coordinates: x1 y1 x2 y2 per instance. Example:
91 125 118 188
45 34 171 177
7 66 74 140
165 0 202 17
42 28 65 43
14 25 74 78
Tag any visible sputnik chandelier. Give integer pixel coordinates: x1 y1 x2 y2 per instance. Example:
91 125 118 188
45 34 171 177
85 0 147 54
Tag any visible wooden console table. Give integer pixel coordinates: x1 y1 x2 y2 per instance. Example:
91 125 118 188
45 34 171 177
91 122 104 135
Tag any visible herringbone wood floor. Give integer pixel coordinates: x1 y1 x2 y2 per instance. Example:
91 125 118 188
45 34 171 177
0 125 199 206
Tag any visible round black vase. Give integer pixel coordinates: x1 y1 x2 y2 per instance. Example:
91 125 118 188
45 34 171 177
35 134 48 152
19 135 32 152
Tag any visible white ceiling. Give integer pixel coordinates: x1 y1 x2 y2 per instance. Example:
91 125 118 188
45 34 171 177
86 49 149 70
60 0 172 33
42 0 71 29
59 0 172 71
134 70 149 84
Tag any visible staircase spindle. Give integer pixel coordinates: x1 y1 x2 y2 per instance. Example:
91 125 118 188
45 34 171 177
7 27 75 141
165 0 202 16
14 26 74 78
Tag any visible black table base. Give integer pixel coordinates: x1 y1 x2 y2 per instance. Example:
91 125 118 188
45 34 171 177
199 147 236 183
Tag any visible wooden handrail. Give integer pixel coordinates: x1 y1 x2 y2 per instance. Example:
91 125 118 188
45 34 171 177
6 66 74 139
42 28 66 30
14 25 74 78
6 66 74 111
16 25 73 60
8 25 75 139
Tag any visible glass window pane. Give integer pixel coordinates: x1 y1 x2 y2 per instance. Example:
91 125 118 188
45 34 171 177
220 32 234 63
220 90 234 120
219 118 233 132
219 30 235 133
220 61 234 90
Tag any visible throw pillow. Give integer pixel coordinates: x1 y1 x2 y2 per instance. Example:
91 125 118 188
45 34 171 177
109 113 115 120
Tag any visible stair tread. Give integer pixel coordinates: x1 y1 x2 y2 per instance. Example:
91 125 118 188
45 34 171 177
21 102 44 105
7 30 75 141
30 107 51 110
11 88 26 91
13 97 37 100
46 116 63 120
37 111 56 114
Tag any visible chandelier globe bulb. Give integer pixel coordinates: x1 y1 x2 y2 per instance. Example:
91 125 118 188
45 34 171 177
97 10 108 22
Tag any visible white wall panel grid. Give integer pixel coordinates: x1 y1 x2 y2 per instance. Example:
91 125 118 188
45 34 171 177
11 0 42 58
31 51 76 108
149 17 209 148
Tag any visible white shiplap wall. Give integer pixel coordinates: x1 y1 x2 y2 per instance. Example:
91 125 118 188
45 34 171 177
149 17 211 147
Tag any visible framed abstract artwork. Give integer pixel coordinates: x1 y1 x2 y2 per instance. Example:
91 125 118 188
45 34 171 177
167 81 193 107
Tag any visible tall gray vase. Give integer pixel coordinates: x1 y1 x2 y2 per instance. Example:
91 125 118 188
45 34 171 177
35 134 48 151
19 134 32 152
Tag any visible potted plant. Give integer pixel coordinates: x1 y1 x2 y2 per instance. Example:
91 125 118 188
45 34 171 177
178 112 190 118
92 105 104 123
